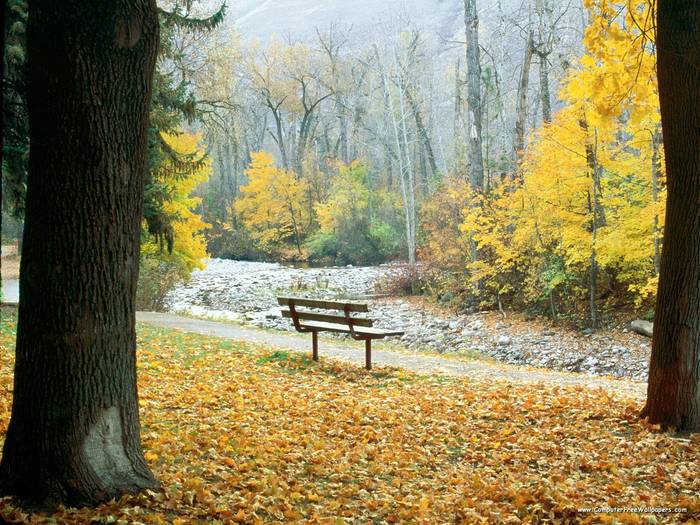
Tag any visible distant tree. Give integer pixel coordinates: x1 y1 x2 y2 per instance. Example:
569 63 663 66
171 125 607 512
513 30 534 166
236 151 309 257
309 161 401 265
463 0 484 191
0 0 160 506
642 0 700 432
137 131 212 311
144 0 225 251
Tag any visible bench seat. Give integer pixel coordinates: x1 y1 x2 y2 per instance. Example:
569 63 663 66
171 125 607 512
294 320 404 338
277 296 404 370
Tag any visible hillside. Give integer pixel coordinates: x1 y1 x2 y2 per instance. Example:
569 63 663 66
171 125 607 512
230 0 465 46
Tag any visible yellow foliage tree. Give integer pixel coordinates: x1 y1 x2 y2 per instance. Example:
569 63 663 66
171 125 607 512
457 0 664 321
419 176 475 299
138 131 211 310
308 161 402 265
235 151 309 257
143 130 211 273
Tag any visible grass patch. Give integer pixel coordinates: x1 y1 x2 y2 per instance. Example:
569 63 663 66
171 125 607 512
257 350 315 374
257 350 294 363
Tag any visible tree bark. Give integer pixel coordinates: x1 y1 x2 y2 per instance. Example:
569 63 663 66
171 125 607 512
453 58 466 167
513 32 534 167
580 120 605 330
0 0 160 505
538 52 552 124
463 0 484 191
268 101 289 171
405 88 439 180
651 127 662 275
642 0 700 432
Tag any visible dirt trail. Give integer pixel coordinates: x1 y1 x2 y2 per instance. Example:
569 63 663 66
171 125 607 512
136 311 646 398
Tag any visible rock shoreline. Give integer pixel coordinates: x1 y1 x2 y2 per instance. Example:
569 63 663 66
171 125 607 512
168 259 650 381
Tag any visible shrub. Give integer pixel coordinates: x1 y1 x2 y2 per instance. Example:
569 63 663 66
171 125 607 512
135 255 184 312
374 264 426 297
307 162 403 266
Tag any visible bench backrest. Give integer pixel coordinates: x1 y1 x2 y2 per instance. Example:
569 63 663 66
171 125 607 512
277 296 372 328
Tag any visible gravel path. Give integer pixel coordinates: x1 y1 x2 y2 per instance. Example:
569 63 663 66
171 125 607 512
137 311 646 398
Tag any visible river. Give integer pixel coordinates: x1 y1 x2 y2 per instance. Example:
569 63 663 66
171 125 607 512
167 258 399 321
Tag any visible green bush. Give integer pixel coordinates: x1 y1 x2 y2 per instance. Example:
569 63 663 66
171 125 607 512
306 162 403 266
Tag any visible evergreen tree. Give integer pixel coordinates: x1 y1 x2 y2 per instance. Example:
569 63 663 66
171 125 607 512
144 0 225 251
2 0 28 220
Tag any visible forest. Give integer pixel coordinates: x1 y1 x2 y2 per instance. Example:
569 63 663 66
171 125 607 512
3 0 665 326
0 0 699 521
192 0 661 330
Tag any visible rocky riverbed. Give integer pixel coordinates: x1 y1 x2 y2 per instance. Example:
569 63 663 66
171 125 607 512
168 259 651 381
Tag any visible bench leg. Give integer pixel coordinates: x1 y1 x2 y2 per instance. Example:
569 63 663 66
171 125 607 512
312 331 319 362
365 338 372 370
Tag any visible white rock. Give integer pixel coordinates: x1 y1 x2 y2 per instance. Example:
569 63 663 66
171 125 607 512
630 319 653 337
467 319 484 330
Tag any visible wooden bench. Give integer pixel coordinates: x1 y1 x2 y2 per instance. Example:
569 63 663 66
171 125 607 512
277 297 404 370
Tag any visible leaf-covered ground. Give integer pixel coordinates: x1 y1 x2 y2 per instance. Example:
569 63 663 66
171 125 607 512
0 309 698 524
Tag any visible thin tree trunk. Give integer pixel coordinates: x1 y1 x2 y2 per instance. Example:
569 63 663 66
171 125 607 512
581 120 604 329
642 1 700 432
405 88 439 179
270 104 289 170
215 141 228 219
589 228 598 329
0 0 160 506
538 52 552 124
463 0 484 191
453 58 466 168
514 38 534 166
228 117 241 200
651 127 662 275
338 103 349 164
382 72 396 191
397 79 417 267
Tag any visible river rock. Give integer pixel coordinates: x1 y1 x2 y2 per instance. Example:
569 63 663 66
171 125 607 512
630 319 653 337
497 335 512 346
467 319 484 331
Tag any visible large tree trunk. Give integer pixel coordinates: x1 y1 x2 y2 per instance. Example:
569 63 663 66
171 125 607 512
642 1 700 432
463 0 484 191
0 0 160 505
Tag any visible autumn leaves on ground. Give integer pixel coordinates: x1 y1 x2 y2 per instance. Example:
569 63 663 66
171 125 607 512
0 311 696 524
